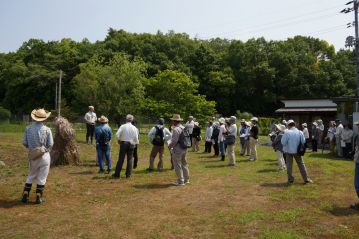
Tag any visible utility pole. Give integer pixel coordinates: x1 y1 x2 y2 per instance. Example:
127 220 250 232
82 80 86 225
58 70 62 117
354 0 359 97
343 1 359 96
55 82 58 110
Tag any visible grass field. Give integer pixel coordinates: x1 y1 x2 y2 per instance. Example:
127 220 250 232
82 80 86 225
1 125 359 239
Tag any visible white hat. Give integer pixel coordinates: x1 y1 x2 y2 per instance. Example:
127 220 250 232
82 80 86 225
126 114 134 121
276 124 286 132
312 121 318 126
251 117 258 122
302 123 307 127
229 116 237 124
218 117 225 124
287 119 295 125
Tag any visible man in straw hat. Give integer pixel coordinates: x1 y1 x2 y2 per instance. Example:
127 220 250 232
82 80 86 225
21 108 54 204
84 106 97 145
168 114 190 186
95 116 112 174
281 119 313 185
113 114 139 179
350 121 359 210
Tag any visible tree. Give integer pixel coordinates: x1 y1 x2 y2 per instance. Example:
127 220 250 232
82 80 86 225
73 53 146 121
142 70 216 123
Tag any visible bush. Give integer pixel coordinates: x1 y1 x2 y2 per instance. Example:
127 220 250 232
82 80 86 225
258 117 281 136
0 107 11 121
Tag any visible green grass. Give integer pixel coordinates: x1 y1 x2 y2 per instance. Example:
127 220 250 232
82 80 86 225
1 129 359 239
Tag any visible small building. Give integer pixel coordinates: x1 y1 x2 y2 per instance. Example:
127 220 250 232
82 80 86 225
275 99 337 128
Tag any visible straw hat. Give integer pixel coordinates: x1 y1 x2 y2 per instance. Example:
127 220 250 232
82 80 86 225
251 117 258 122
170 114 183 121
88 105 94 110
245 121 251 126
276 124 286 132
31 108 51 122
312 122 318 126
98 115 109 123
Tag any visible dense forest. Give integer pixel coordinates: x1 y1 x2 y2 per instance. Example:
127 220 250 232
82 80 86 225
0 28 356 122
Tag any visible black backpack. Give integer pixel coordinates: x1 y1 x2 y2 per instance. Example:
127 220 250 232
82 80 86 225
212 127 219 140
179 128 192 149
152 126 164 146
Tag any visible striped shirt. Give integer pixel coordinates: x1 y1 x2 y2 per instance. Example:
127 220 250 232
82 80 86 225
22 122 54 150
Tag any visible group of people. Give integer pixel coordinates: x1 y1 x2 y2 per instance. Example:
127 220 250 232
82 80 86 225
20 106 359 211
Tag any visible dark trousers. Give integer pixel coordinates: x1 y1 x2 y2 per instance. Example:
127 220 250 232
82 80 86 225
213 142 219 156
114 141 134 177
355 163 359 198
312 139 317 152
343 143 352 159
133 146 138 168
86 124 95 143
204 141 212 153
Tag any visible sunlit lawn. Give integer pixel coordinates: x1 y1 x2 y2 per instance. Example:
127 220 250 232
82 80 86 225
1 125 359 239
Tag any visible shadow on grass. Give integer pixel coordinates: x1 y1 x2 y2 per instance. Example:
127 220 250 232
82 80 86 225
257 168 278 173
132 168 173 175
0 199 29 208
199 159 222 163
329 206 359 216
260 182 288 188
205 165 230 168
68 170 94 175
133 183 173 189
306 152 346 161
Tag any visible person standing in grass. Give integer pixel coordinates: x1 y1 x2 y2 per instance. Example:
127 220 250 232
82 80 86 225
350 121 359 210
335 119 344 157
272 124 286 171
94 116 112 174
301 123 309 149
131 120 140 169
225 116 237 166
112 114 139 179
168 114 190 186
191 122 201 152
147 118 172 172
311 122 319 152
204 121 213 153
341 124 354 159
248 117 259 161
281 119 313 185
21 108 54 204
218 117 227 161
211 122 220 157
84 106 97 145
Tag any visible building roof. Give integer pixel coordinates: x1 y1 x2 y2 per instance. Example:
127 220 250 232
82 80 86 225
275 107 337 114
280 99 337 108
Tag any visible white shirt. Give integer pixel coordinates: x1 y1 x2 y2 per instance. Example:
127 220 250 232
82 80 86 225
148 125 172 142
302 128 309 139
116 122 139 145
227 124 237 137
84 111 97 124
341 128 353 143
218 124 226 143
205 126 213 141
185 120 195 134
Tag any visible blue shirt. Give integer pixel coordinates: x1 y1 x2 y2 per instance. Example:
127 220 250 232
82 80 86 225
95 124 112 144
281 127 305 154
23 122 54 150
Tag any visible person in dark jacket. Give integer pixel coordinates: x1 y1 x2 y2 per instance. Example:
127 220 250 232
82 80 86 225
249 117 259 161
211 122 220 156
311 122 318 152
191 122 201 152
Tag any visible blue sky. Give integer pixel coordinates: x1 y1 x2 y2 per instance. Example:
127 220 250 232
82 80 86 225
0 0 353 52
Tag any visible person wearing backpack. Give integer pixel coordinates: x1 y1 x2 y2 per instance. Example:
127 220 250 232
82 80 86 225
168 114 190 186
95 116 112 174
147 118 172 172
211 122 220 156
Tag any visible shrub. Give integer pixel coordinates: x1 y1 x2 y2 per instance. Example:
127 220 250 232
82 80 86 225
0 107 11 121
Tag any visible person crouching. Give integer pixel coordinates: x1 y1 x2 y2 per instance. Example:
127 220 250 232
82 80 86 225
21 108 54 204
